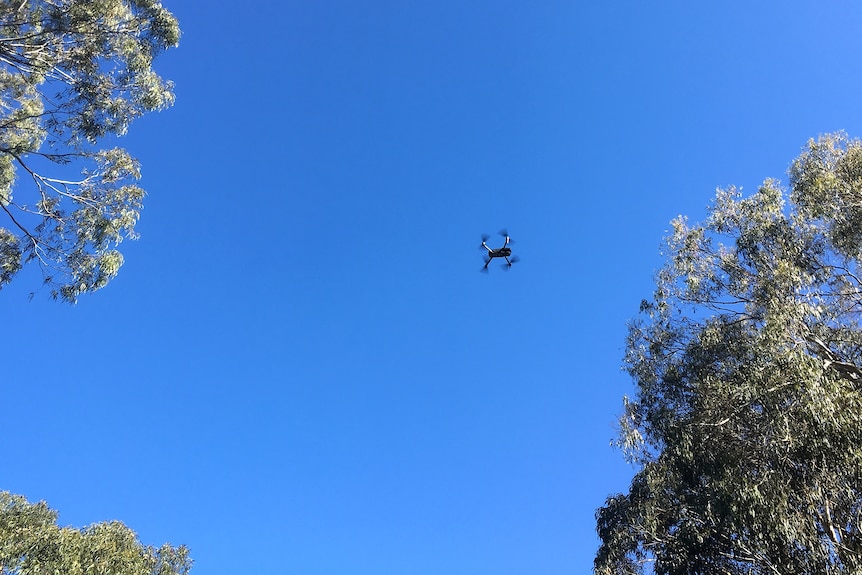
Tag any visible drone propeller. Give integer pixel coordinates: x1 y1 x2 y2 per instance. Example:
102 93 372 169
480 233 490 244
479 265 490 274
498 228 515 245
502 255 521 270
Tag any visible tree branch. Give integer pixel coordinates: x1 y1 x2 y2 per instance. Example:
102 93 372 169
805 335 862 382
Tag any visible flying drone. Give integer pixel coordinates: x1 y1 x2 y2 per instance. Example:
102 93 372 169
480 229 520 272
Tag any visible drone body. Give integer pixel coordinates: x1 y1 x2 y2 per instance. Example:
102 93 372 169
480 229 519 271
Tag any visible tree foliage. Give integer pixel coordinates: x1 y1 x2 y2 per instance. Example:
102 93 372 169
0 0 178 302
0 491 191 575
595 133 862 574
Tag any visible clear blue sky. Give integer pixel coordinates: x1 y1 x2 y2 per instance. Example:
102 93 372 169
4 2 862 574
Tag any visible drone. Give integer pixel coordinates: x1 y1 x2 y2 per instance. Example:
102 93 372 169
480 229 520 272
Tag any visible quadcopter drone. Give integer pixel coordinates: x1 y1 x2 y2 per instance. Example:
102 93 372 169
480 229 520 272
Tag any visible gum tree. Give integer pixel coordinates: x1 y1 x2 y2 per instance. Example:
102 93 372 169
0 491 191 575
596 133 862 574
0 0 179 302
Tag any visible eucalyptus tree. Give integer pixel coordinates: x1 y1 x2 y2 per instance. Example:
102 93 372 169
596 133 862 574
0 0 179 302
0 491 191 575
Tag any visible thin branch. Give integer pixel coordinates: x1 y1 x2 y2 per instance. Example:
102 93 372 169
0 198 35 242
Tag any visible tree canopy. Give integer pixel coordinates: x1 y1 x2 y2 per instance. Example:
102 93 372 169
0 491 191 575
0 0 179 302
595 133 862 574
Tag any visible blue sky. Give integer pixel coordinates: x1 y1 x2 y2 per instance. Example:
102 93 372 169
4 1 862 574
